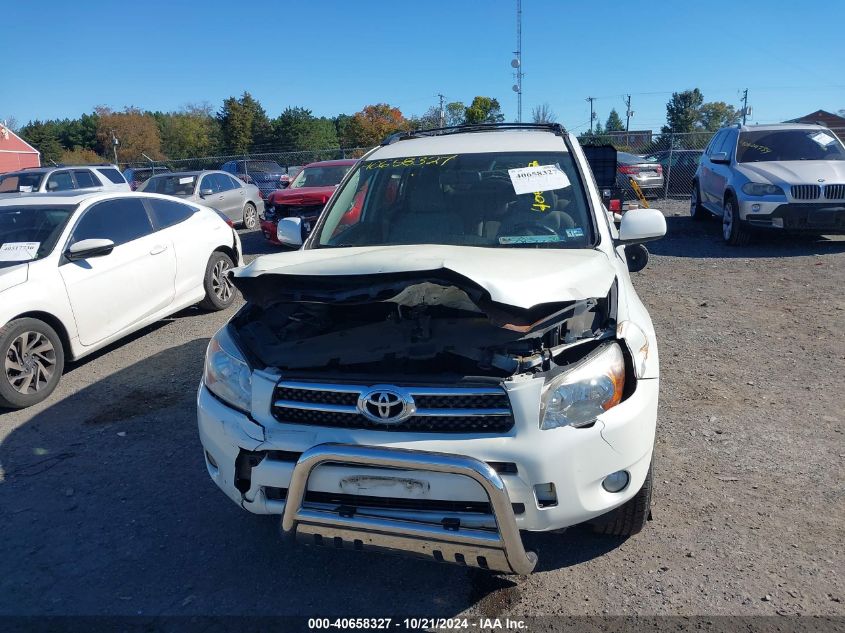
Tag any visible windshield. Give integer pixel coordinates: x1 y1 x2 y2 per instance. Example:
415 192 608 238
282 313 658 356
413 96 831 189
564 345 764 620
140 174 197 196
244 161 283 174
289 165 352 189
737 129 845 162
312 151 594 249
0 205 75 267
0 172 45 193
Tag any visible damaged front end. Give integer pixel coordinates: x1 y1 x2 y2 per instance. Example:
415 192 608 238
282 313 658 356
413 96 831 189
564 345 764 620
229 268 618 380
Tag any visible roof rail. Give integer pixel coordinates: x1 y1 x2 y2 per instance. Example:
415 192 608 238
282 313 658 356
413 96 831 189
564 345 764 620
381 122 568 145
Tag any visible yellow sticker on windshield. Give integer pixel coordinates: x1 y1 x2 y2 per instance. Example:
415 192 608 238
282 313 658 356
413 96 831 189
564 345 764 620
363 155 458 170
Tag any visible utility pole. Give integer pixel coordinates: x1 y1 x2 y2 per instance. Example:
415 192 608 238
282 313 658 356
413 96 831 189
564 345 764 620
437 93 446 128
624 94 632 146
511 0 523 122
586 97 596 133
111 130 119 165
741 89 749 124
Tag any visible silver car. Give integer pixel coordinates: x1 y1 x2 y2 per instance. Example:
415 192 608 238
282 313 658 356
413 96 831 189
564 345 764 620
617 152 664 198
692 123 845 245
139 170 263 229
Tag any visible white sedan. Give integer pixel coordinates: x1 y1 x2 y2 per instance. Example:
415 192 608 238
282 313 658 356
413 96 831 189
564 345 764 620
0 191 243 409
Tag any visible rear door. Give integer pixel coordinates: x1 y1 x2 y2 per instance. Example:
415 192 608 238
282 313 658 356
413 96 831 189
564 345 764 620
44 170 76 192
210 173 242 222
72 169 100 191
59 197 177 346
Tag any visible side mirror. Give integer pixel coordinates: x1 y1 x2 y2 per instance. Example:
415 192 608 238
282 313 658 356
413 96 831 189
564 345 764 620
277 217 304 247
710 152 730 165
624 243 650 273
200 188 213 197
617 209 666 245
66 238 115 261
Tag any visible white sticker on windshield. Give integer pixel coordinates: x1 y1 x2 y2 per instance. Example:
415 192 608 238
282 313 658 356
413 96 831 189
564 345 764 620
0 242 39 261
810 132 836 147
179 177 194 185
508 164 570 195
18 185 33 193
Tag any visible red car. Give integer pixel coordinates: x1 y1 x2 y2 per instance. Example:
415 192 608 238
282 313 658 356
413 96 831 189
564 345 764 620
260 159 357 245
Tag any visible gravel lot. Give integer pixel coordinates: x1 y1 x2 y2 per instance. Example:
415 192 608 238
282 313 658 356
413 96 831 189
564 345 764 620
1 200 843 618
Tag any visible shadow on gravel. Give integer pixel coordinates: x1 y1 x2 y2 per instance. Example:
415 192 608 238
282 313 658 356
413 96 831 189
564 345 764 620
650 216 845 259
0 340 616 617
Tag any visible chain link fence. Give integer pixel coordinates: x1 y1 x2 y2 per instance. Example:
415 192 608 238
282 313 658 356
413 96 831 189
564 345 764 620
581 127 845 202
120 147 371 191
121 125 845 200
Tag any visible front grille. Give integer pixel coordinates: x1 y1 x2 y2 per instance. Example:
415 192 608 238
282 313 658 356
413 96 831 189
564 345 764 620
823 184 845 200
272 381 514 433
791 185 821 200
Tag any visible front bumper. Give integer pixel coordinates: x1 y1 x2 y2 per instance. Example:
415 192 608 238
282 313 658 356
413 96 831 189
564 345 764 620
259 218 281 244
739 200 845 232
281 443 537 574
197 370 658 571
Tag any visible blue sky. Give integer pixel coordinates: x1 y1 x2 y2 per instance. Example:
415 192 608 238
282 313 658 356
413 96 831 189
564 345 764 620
3 0 844 132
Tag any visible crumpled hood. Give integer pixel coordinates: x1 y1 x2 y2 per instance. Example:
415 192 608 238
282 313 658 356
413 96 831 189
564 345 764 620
235 244 616 309
737 161 845 187
0 263 29 293
268 186 336 206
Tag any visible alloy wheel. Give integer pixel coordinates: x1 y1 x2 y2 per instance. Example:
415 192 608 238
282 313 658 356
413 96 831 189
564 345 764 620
4 331 56 395
244 205 257 229
722 201 734 241
211 259 233 303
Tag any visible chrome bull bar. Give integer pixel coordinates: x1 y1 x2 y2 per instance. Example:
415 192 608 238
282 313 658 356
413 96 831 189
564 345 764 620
280 443 538 575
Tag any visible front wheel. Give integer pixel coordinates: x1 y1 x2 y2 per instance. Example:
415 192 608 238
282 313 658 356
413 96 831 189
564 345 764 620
722 197 751 246
0 318 65 409
590 460 653 537
199 252 236 311
242 202 258 230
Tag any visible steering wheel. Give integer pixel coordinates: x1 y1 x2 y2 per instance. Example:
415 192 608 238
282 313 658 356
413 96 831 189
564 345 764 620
505 222 558 237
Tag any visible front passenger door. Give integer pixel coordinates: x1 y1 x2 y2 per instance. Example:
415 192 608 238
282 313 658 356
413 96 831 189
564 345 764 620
59 198 176 347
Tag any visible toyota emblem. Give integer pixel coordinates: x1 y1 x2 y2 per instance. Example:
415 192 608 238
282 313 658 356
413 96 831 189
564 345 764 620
358 387 414 424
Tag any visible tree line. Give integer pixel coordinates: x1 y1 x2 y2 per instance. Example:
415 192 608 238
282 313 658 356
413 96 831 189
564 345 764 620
15 94 505 166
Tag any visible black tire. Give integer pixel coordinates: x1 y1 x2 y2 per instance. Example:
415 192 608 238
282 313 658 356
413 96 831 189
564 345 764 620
590 461 653 537
690 182 707 221
242 202 258 230
198 252 236 311
0 318 65 409
722 195 751 246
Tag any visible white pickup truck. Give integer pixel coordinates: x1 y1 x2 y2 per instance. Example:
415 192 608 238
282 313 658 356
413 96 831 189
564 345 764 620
197 123 666 574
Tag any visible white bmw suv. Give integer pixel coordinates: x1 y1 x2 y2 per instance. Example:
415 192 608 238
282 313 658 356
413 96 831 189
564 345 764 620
691 123 845 245
197 123 666 574
0 191 243 409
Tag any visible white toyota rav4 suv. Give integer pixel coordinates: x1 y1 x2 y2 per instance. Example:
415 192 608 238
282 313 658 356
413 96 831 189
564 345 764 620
197 123 666 574
0 191 243 409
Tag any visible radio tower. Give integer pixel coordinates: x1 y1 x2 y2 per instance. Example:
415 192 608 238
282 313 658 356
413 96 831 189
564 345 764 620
511 0 523 122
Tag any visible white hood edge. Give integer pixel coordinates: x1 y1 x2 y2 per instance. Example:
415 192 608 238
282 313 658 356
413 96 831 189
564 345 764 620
235 244 616 309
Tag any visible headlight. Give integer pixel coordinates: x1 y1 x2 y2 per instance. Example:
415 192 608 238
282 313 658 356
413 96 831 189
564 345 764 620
742 182 784 196
540 343 625 430
203 326 252 412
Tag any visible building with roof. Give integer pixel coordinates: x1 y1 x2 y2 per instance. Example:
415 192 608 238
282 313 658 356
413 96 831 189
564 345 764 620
0 122 41 173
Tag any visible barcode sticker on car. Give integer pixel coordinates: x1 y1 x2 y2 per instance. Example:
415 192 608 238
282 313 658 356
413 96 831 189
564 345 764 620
508 164 570 195
0 242 39 261
179 177 194 185
810 132 836 147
